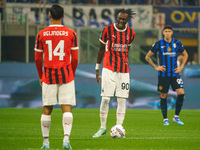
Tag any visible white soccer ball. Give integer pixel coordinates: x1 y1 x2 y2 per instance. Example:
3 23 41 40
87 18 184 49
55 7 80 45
110 125 125 138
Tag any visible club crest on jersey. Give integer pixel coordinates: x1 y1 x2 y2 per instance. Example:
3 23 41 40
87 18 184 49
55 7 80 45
159 86 163 90
173 43 176 48
168 47 172 52
127 35 129 40
124 59 128 65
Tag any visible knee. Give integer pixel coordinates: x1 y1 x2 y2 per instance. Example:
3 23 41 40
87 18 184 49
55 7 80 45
101 97 110 105
43 106 53 115
176 88 185 95
177 91 185 95
117 97 126 105
160 93 168 99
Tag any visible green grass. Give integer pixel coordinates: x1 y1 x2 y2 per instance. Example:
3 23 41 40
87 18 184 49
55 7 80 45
0 108 200 150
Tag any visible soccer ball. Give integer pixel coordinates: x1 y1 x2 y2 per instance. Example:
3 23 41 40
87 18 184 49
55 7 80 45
110 125 125 138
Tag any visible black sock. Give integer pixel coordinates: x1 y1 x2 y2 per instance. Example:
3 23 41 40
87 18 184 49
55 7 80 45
175 94 185 116
160 98 167 119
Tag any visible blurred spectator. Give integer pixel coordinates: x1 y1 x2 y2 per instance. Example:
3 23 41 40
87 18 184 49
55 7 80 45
138 0 152 4
99 0 121 4
126 0 152 4
87 0 96 4
6 0 59 3
155 0 180 6
0 0 3 5
72 0 96 4
183 0 198 5
47 0 58 3
187 52 198 65
72 0 84 4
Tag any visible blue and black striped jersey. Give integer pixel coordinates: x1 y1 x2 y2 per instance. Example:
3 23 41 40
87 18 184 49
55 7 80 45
151 38 184 77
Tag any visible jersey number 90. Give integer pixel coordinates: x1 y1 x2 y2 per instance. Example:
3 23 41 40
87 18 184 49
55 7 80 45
121 83 129 90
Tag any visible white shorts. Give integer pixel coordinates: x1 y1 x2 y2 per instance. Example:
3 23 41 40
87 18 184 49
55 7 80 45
42 80 76 106
101 68 130 98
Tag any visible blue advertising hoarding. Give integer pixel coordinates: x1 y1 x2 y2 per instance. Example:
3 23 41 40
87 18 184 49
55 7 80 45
154 7 200 28
0 63 199 109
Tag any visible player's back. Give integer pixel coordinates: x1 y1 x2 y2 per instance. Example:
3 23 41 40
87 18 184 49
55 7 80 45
38 25 77 69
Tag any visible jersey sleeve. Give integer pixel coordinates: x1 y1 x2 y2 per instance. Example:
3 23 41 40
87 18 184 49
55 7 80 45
71 31 79 50
34 33 43 52
99 27 107 44
177 40 184 53
151 40 159 53
34 32 43 79
128 29 136 46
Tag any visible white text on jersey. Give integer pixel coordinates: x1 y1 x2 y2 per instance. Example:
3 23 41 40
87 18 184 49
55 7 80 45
43 31 68 36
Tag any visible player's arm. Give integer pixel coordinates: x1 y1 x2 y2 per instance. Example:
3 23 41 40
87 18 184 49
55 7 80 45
95 42 105 84
175 49 188 73
71 49 78 76
71 31 79 76
145 50 166 72
35 51 43 87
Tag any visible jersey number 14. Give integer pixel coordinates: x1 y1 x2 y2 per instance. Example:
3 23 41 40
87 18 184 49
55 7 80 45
46 40 65 61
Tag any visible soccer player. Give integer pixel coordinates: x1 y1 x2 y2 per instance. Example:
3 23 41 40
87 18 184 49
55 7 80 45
145 25 188 126
93 9 136 138
34 5 78 149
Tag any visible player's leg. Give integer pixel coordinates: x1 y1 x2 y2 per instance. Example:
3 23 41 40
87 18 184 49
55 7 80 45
61 105 73 150
100 96 111 129
41 106 53 149
93 68 115 138
58 81 76 149
93 96 110 138
171 77 185 125
115 72 129 126
41 83 58 149
116 97 126 125
160 93 169 125
158 77 170 125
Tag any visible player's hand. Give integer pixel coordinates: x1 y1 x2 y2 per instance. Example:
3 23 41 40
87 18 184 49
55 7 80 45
174 66 183 74
155 65 166 72
39 79 43 87
96 70 101 84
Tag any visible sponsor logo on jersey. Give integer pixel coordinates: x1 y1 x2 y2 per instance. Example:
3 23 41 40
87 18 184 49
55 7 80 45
112 43 127 52
163 52 176 57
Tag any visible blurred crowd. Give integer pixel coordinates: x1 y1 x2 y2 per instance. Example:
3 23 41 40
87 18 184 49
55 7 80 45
0 0 200 5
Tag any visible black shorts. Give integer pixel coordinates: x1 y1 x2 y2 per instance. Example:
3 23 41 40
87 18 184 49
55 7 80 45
158 76 184 93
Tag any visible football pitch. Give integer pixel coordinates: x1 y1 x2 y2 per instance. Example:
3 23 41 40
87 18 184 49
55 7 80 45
0 108 199 150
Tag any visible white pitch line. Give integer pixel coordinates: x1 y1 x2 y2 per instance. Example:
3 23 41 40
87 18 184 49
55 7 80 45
0 137 199 140
0 128 199 133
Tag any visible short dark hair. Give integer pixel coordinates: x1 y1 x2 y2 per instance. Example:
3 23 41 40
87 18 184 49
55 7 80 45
116 9 136 19
50 5 64 20
163 25 173 31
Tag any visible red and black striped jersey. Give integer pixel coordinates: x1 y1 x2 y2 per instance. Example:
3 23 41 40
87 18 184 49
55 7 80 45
99 23 136 73
34 25 78 84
